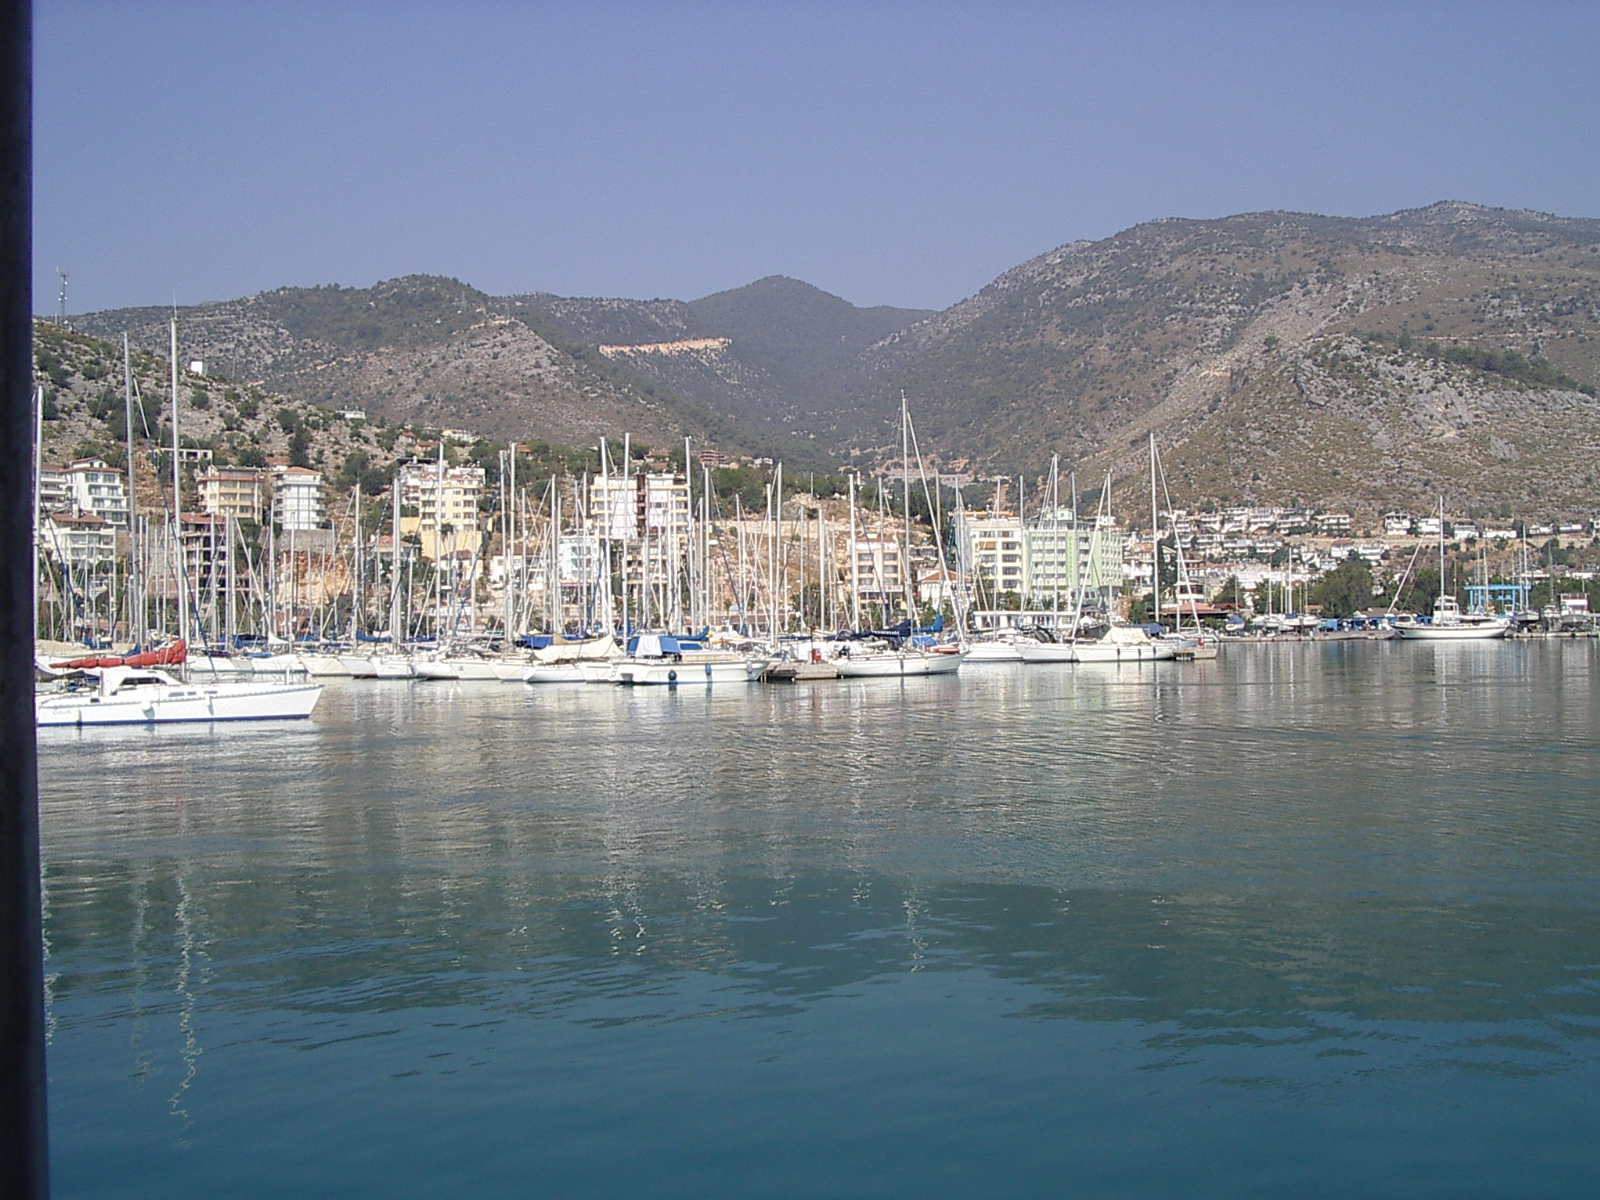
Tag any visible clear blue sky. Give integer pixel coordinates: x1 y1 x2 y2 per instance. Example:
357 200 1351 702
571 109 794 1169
33 0 1600 315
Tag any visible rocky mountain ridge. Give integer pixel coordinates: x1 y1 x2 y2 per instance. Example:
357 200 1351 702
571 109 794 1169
70 201 1600 518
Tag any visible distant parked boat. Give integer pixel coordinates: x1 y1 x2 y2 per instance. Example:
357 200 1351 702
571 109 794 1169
1394 595 1509 640
1069 624 1176 663
609 634 772 685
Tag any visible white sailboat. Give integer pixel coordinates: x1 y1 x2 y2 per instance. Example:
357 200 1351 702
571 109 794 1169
38 665 322 726
1395 499 1510 640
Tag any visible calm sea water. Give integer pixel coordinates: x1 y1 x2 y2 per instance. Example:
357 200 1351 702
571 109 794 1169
41 641 1600 1197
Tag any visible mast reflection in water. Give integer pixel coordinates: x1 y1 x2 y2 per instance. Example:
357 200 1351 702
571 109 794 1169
43 640 1600 1197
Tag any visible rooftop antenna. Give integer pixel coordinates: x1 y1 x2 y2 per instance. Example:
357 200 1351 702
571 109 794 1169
56 268 68 324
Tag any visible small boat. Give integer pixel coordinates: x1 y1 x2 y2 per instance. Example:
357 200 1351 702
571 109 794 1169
37 666 322 726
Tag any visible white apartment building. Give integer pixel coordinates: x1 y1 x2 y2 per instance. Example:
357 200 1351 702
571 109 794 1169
959 512 1026 599
957 509 1124 607
37 464 71 511
56 459 129 528
1020 508 1126 601
397 460 485 560
850 535 906 611
589 471 690 544
42 510 116 567
198 466 268 524
271 465 326 532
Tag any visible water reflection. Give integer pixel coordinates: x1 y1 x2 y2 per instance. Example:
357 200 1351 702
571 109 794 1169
40 640 1600 1190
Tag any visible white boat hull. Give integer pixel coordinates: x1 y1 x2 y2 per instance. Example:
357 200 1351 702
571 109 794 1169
338 655 378 678
38 679 323 726
1070 641 1175 663
1395 623 1508 640
523 663 589 684
611 657 769 685
836 651 963 678
965 642 1026 662
296 654 351 677
1017 643 1077 664
373 657 417 678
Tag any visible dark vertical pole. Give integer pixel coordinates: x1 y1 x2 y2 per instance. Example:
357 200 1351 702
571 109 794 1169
0 1 46 1196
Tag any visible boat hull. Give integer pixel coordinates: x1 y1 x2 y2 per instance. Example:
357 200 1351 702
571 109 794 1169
296 654 351 677
836 651 963 677
37 681 323 726
611 658 768 685
965 642 1026 662
1016 643 1077 664
1070 641 1175 663
523 664 589 684
1395 623 1508 640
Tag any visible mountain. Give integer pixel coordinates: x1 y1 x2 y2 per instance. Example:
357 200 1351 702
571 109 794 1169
76 275 929 469
855 202 1600 516
515 276 931 438
70 202 1600 518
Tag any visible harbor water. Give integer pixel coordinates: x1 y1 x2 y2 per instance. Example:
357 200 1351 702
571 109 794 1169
42 640 1600 1197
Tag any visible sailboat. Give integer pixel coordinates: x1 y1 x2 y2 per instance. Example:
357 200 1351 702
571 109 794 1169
39 322 326 725
1149 435 1218 659
1395 500 1509 640
37 663 322 725
838 396 966 677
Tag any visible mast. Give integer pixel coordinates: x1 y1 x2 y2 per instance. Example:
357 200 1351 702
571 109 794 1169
1438 494 1446 606
773 461 783 637
1149 432 1159 627
349 483 362 643
551 479 561 634
122 333 144 647
901 393 912 622
1050 454 1061 622
389 474 403 644
848 473 861 630
168 319 190 647
500 450 511 640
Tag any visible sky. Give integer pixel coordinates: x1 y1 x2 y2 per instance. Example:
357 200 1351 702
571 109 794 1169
32 0 1600 315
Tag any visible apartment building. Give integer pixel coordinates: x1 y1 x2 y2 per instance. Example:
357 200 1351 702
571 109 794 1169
270 466 327 532
198 466 268 524
397 460 485 560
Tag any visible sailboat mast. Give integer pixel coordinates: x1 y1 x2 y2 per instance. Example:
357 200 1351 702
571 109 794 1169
170 319 187 646
901 393 912 622
123 333 143 647
849 474 861 631
1149 432 1159 627
1438 495 1446 602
